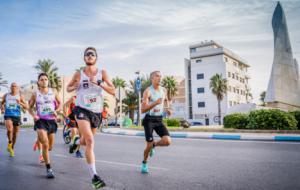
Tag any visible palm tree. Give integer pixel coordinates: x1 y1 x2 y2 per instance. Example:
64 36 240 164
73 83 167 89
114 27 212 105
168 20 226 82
112 77 127 125
0 72 8 91
123 90 138 122
209 74 227 125
161 76 178 102
260 91 266 106
34 59 61 91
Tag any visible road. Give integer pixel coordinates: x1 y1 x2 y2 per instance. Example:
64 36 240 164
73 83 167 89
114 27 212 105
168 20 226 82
0 127 300 190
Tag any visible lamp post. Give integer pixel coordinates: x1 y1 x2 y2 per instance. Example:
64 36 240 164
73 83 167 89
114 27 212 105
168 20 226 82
135 71 142 126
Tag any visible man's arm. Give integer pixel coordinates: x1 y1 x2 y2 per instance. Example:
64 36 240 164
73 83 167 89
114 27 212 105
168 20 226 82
18 95 28 110
67 71 80 93
141 88 162 113
54 90 61 117
28 93 38 120
100 70 116 96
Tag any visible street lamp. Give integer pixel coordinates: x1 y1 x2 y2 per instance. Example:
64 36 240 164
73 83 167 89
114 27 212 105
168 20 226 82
135 71 142 126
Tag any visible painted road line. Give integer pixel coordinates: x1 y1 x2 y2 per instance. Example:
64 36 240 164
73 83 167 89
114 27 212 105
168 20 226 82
53 154 169 171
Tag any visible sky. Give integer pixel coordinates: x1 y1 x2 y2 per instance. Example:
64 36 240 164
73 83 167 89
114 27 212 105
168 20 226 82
0 0 299 103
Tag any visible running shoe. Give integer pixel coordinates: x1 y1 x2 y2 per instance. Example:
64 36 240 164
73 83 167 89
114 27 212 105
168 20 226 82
141 162 149 174
46 168 55 178
69 135 80 154
92 175 106 189
75 150 83 158
7 143 14 157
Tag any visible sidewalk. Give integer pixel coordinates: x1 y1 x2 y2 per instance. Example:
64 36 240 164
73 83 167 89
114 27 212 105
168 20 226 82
102 128 300 142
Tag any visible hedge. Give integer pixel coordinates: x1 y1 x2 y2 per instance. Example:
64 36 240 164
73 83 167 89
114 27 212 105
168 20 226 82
247 109 297 130
163 118 180 127
289 111 300 129
223 113 249 129
223 109 298 130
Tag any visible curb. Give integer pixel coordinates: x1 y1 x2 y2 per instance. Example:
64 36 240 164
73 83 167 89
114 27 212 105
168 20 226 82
101 129 300 142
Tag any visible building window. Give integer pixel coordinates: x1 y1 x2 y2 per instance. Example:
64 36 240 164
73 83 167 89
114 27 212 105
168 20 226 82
190 48 196 53
236 76 239 80
197 73 204 79
228 86 231 92
197 87 205 93
196 59 202 63
198 102 205 108
232 73 235 79
236 89 240 94
233 87 236 93
228 72 231 77
225 57 228 62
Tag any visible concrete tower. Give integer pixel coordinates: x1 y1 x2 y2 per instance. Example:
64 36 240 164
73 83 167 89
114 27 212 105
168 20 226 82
265 2 300 110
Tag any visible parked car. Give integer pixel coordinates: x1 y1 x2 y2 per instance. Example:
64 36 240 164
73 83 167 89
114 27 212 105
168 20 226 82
189 121 203 126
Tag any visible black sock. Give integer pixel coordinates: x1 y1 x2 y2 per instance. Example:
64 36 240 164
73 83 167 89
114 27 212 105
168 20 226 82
8 141 12 144
153 143 156 148
46 164 51 170
142 161 147 164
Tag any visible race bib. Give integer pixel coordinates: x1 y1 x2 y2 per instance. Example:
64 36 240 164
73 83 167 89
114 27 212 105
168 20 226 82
83 94 102 109
40 104 54 116
8 103 18 110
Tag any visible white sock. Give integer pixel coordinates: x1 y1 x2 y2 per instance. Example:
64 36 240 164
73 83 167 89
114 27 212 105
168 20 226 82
88 163 98 178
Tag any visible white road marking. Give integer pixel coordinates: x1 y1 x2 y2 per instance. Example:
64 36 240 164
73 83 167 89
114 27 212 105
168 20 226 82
53 153 169 171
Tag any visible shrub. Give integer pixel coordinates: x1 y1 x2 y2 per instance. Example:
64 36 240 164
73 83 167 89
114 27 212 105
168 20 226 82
247 109 297 130
223 113 249 129
289 111 300 129
163 118 180 127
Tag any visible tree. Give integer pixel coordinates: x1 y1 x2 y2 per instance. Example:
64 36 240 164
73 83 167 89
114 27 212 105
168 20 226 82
34 59 61 91
123 90 138 122
260 91 266 106
161 76 178 102
112 77 127 126
0 72 8 91
209 74 227 125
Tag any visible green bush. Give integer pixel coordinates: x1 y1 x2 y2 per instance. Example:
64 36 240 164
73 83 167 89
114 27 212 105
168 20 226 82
247 109 297 130
289 111 300 129
223 113 249 129
163 118 180 127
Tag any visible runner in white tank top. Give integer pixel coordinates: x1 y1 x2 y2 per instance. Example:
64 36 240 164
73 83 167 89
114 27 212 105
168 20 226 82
1 82 27 157
28 73 61 179
67 47 115 189
140 71 172 174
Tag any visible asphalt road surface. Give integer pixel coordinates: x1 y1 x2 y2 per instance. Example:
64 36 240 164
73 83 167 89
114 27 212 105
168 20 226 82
0 127 300 190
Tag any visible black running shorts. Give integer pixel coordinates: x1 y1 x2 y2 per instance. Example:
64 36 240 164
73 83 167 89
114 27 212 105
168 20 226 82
73 106 102 129
142 114 170 142
34 119 58 134
4 116 21 127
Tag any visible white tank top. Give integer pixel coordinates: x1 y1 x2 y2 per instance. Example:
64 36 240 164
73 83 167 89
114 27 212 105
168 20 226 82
36 89 56 120
5 93 21 117
76 69 103 113
148 85 165 116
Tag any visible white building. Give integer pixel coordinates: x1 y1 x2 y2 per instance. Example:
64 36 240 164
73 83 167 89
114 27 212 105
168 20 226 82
170 76 186 119
184 40 251 125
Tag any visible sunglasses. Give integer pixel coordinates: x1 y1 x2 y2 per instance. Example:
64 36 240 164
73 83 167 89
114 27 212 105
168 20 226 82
85 51 96 57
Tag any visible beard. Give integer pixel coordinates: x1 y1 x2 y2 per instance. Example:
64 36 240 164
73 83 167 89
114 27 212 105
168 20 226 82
86 61 96 66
